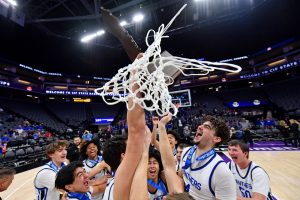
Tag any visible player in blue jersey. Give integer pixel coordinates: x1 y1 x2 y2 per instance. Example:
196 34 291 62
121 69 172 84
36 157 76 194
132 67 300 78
228 140 274 200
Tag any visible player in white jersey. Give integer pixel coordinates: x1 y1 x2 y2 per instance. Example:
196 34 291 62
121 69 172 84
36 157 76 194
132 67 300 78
228 140 274 200
55 161 106 200
81 139 108 200
34 140 69 200
180 116 236 200
102 176 115 200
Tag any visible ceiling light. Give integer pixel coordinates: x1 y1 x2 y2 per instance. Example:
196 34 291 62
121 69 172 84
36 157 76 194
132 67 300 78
81 30 105 43
120 20 128 27
267 58 286 67
54 86 68 90
18 79 30 85
81 33 97 43
133 13 144 22
96 30 105 35
6 0 17 6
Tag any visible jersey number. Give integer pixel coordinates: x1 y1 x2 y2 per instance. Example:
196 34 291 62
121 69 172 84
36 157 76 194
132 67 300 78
239 187 251 198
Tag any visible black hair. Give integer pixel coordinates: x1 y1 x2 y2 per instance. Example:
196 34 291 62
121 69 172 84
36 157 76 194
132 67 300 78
102 140 126 172
79 139 101 160
148 147 164 176
55 161 83 192
203 115 230 147
167 130 179 142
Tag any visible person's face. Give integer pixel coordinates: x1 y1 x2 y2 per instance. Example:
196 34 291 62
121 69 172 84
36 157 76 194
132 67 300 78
49 146 67 164
86 143 98 159
74 137 81 146
167 134 177 149
228 145 248 165
176 147 184 161
0 175 14 192
193 121 220 147
67 167 89 193
147 157 160 180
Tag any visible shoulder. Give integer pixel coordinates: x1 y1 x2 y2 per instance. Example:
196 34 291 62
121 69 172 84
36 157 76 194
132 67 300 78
181 146 193 159
251 164 269 180
36 167 56 177
213 160 235 178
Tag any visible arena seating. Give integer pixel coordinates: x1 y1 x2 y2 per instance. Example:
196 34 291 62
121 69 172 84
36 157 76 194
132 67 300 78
45 102 87 127
0 99 69 133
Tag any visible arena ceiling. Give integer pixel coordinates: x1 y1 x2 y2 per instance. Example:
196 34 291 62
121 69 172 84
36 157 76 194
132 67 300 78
1 0 300 78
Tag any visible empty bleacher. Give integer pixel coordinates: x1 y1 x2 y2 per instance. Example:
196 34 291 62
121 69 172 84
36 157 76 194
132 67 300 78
0 99 69 133
45 102 87 127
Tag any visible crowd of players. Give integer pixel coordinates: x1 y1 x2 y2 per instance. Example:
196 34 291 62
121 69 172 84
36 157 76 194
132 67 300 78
30 112 274 200
1 100 300 200
1 112 280 199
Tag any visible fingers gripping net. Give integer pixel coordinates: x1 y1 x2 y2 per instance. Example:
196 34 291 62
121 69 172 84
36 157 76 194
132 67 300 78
95 4 242 116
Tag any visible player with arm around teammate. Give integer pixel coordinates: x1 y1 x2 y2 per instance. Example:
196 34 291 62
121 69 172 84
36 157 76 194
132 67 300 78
228 140 274 200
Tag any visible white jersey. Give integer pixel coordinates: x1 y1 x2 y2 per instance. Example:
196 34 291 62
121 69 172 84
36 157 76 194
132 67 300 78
102 177 114 200
83 155 104 178
180 146 236 200
34 161 65 200
83 155 104 200
148 178 168 200
228 161 273 199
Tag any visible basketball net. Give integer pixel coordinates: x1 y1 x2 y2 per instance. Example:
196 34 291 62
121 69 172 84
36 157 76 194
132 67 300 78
95 4 242 116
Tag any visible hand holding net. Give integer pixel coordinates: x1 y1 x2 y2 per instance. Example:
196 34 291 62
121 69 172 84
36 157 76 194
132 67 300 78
95 4 241 116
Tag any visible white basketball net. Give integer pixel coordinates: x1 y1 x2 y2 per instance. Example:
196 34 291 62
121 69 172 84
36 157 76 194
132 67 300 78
95 4 242 116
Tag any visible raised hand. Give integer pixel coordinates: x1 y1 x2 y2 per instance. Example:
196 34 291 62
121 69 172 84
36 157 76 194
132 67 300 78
159 113 172 126
144 125 152 149
152 116 159 126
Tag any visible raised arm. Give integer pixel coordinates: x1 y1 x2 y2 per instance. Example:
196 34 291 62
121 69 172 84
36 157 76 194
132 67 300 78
88 160 111 179
129 126 152 200
158 113 184 194
114 53 146 200
151 116 160 150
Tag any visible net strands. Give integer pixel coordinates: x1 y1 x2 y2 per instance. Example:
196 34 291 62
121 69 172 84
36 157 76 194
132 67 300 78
95 4 242 116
